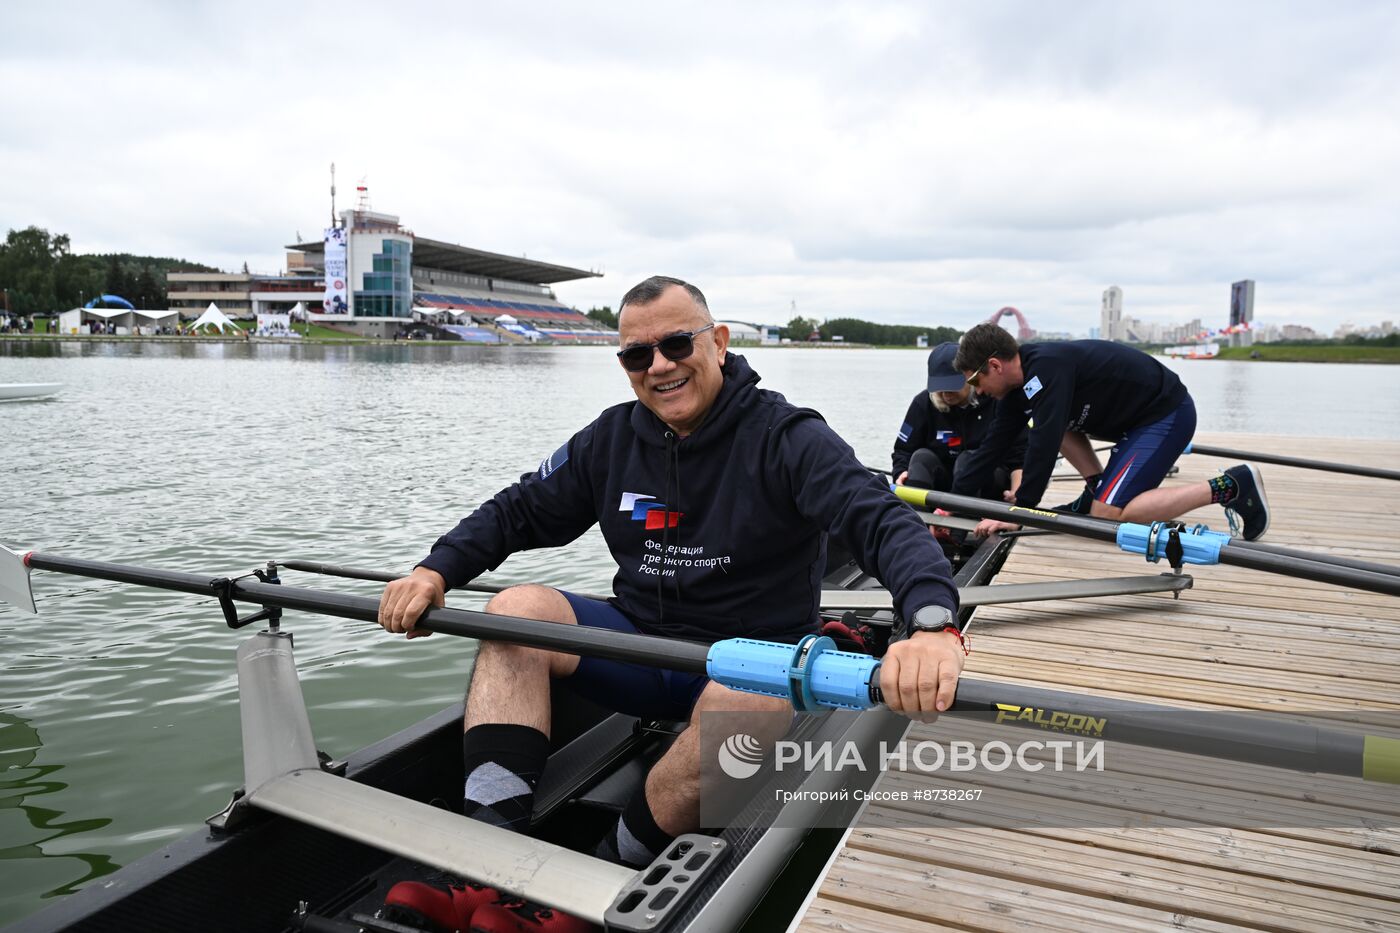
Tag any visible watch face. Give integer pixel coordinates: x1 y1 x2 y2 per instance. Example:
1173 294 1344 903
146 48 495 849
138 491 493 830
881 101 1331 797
913 606 953 631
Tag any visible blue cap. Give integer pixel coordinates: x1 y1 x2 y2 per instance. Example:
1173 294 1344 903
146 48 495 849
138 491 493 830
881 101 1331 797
926 342 965 393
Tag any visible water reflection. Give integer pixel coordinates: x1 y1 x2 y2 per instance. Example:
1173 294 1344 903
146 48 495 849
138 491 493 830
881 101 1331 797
0 713 119 899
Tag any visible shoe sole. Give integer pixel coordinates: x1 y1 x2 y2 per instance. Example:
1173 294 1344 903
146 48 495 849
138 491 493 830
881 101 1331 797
1242 463 1269 540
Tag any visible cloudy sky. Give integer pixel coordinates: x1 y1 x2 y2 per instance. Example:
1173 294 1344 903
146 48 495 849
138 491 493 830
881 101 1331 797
3 1 1396 333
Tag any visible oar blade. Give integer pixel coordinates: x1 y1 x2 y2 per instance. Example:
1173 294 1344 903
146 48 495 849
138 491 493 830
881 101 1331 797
0 544 38 615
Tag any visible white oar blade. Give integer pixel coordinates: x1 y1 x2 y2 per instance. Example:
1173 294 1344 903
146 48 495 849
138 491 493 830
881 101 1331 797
0 544 38 615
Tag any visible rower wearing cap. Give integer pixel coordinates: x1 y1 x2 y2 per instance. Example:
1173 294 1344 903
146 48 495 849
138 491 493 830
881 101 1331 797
892 341 1026 501
950 323 1272 540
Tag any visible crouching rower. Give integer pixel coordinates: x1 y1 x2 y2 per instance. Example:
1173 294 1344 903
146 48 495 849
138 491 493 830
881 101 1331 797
949 323 1271 540
376 276 962 931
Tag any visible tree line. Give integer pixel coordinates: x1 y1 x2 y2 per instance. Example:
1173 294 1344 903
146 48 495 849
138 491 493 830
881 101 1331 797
786 315 962 346
587 307 962 346
0 225 217 314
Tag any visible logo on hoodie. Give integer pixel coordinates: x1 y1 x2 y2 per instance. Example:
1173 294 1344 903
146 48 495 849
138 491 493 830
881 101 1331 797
620 492 683 530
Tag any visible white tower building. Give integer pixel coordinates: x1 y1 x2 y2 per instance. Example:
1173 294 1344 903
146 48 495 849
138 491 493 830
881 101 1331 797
1101 286 1123 342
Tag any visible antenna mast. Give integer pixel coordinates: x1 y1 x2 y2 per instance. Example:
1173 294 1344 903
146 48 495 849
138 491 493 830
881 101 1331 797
330 163 337 227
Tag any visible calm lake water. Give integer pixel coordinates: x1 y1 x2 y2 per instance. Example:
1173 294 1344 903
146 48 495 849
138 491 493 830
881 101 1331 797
2 340 1399 925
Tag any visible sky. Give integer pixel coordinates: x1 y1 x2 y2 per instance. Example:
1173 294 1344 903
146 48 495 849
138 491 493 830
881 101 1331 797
2 1 1397 334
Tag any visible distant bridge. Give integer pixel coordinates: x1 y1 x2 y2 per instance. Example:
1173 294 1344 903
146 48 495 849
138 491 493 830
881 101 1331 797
988 306 1034 340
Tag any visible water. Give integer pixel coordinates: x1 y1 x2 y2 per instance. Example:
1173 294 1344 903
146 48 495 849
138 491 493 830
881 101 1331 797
2 341 1399 925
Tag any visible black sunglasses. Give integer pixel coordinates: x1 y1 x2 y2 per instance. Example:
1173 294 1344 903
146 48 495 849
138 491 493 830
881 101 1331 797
617 323 715 373
965 359 991 389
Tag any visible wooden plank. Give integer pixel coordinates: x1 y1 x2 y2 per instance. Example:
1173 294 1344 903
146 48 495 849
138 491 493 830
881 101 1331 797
845 826 1400 931
798 899 964 932
874 767 1400 854
855 808 1400 902
809 848 1251 932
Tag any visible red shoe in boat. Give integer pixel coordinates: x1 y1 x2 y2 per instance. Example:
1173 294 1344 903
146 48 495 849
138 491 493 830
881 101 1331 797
381 880 502 932
469 898 593 932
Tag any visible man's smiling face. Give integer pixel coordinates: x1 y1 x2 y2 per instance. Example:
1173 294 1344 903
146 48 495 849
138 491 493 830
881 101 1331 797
617 285 730 436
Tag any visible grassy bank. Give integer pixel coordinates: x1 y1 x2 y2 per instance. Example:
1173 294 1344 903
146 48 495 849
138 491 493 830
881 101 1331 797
1215 344 1400 363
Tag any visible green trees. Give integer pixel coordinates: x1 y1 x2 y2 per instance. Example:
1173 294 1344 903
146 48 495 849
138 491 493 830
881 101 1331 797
781 316 820 340
817 318 962 346
0 225 216 314
0 227 67 313
586 305 619 328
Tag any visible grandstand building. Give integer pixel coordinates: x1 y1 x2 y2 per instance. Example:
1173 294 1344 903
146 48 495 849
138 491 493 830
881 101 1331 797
169 202 610 345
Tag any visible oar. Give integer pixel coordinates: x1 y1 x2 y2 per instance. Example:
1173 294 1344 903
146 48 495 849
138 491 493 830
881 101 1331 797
4 547 1397 784
1185 442 1400 482
279 559 613 602
894 486 1400 597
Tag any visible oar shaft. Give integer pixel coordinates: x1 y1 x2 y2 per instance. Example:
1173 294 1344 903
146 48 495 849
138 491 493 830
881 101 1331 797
278 559 616 600
898 488 1400 597
24 552 711 673
951 679 1395 784
1188 443 1400 482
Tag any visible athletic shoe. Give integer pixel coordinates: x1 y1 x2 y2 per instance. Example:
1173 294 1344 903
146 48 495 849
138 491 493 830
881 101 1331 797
1051 485 1095 515
1222 464 1270 541
382 880 501 932
470 898 592 932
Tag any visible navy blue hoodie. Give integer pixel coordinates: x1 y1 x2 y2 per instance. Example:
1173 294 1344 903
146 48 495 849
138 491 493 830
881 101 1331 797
418 354 959 644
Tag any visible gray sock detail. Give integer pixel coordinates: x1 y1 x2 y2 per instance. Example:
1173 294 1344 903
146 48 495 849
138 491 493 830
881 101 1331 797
465 761 533 807
615 815 656 867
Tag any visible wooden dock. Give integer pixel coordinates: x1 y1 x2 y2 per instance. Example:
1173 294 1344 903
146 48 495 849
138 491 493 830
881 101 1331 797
794 432 1400 932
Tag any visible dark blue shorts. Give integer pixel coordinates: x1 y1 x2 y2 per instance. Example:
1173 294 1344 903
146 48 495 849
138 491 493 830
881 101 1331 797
1094 396 1197 507
558 590 710 720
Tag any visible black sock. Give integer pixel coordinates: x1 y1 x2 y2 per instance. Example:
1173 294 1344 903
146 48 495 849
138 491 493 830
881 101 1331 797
461 724 550 833
1083 473 1103 494
595 787 674 868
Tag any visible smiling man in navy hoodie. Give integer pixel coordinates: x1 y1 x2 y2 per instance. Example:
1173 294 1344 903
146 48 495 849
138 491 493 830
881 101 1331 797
376 276 960 929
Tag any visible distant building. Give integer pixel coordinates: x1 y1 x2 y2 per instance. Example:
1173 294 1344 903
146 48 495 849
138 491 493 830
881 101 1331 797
1230 280 1255 347
1100 286 1123 342
169 198 606 343
717 320 763 344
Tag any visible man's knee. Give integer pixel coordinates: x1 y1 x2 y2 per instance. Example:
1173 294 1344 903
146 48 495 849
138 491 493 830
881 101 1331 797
485 584 576 623
477 585 579 678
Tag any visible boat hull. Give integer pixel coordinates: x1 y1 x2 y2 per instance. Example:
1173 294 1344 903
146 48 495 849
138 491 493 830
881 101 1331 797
0 383 62 400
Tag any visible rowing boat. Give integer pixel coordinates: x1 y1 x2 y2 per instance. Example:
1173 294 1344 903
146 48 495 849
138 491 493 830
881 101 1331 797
0 383 62 401
0 536 1006 933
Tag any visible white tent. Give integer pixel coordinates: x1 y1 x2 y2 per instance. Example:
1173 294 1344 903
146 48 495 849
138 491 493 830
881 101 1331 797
496 314 518 325
288 301 308 321
190 303 240 334
57 307 179 335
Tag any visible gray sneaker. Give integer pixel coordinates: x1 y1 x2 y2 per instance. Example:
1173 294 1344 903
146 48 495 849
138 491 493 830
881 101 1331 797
1223 464 1270 540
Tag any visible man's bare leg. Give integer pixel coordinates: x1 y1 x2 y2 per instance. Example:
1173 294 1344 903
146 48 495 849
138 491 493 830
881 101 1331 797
1060 431 1104 479
642 681 792 836
1089 482 1213 523
464 584 582 736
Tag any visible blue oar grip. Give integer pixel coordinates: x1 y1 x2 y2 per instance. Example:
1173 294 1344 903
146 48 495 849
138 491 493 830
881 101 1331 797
1116 521 1230 565
706 634 881 711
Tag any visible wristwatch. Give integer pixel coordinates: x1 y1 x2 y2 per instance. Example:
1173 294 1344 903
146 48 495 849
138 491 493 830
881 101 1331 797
909 605 957 635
